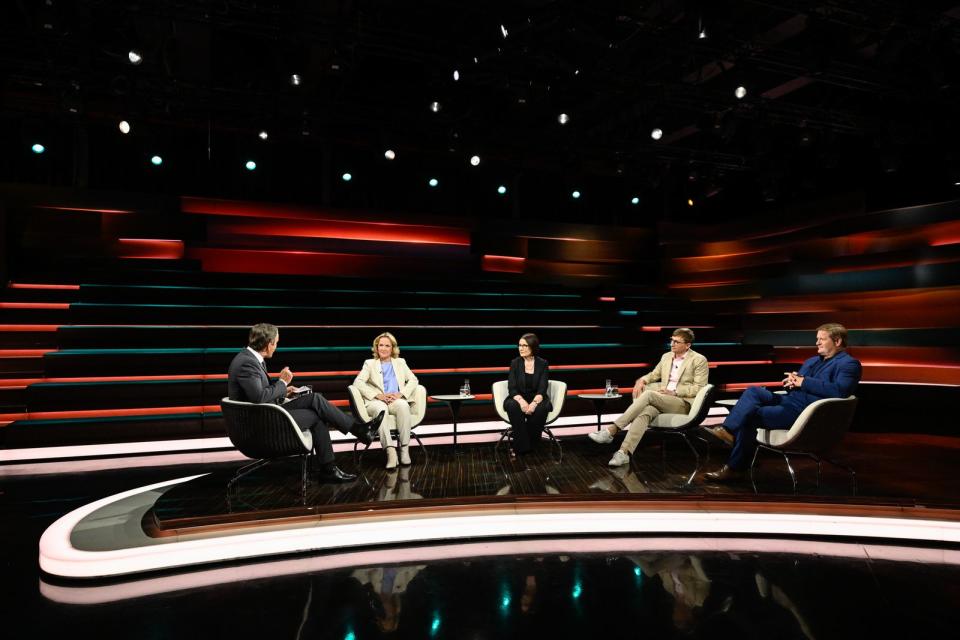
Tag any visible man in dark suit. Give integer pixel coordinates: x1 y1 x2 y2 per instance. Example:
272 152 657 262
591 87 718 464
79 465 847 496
704 323 862 482
227 323 384 482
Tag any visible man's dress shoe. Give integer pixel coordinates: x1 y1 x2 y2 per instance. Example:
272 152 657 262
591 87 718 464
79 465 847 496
318 464 357 483
703 465 744 483
704 426 735 447
351 410 386 445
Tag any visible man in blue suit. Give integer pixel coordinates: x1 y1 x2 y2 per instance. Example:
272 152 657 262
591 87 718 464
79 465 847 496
703 323 862 482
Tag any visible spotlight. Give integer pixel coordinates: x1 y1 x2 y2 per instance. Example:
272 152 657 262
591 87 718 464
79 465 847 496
428 178 439 187
650 128 663 140
128 49 143 65
150 155 163 166
429 101 441 113
631 196 640 205
118 120 131 134
735 86 747 99
469 155 481 166
497 185 507 195
500 24 508 38
289 73 301 86
687 198 694 206
31 143 45 154
699 29 707 39
453 69 460 81
258 130 269 140
384 149 396 160
342 172 352 182
571 190 581 199
245 160 257 171
558 113 570 125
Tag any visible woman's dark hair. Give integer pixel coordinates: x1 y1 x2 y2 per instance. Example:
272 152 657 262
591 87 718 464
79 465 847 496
520 332 540 355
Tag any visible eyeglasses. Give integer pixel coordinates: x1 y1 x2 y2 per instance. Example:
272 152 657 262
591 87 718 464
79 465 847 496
518 343 529 348
669 339 688 344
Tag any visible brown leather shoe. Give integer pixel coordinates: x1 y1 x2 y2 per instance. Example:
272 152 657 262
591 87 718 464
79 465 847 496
705 426 734 447
703 465 744 483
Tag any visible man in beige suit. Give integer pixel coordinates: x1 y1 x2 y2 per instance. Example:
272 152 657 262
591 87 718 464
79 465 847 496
354 332 421 469
589 328 709 466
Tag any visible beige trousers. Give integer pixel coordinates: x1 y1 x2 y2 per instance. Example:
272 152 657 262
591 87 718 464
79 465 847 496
365 399 412 449
612 390 690 453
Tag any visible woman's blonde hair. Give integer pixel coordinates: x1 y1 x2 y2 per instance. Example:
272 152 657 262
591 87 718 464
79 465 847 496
372 331 400 359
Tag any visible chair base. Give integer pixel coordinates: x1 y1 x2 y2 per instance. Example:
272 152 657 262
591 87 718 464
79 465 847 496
226 453 310 510
750 444 857 495
648 426 711 486
496 426 563 463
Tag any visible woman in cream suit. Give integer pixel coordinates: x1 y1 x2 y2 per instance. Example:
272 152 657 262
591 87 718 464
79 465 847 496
353 332 420 469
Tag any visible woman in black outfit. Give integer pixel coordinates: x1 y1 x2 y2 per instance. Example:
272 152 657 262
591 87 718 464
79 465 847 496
504 333 551 456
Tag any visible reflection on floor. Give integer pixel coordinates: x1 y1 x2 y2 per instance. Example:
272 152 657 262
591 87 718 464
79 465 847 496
151 431 960 532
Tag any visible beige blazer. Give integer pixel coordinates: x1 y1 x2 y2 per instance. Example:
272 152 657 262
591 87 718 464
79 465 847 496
640 349 709 400
354 357 419 402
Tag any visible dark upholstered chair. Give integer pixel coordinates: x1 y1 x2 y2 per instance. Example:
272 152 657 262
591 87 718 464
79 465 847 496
221 397 314 495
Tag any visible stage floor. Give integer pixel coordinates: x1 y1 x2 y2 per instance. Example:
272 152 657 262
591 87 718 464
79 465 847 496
149 431 960 534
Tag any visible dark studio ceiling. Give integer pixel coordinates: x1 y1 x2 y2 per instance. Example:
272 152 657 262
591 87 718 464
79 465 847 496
2 0 960 224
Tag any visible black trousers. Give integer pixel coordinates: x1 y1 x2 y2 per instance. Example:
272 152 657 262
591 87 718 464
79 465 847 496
504 397 551 454
284 392 354 464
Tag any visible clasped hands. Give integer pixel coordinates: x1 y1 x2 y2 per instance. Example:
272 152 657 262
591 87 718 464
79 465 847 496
782 371 804 389
516 396 542 415
376 392 404 404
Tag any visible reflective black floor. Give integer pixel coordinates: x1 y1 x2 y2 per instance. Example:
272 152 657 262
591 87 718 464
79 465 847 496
4 464 960 639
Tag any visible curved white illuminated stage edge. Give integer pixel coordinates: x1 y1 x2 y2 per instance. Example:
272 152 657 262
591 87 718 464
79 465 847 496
40 474 960 580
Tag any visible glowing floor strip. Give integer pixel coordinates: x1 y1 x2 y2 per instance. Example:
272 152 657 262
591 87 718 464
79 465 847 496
40 536 960 605
39 474 960 579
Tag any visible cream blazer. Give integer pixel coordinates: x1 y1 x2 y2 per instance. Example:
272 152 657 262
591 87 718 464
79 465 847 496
354 357 419 402
639 349 709 400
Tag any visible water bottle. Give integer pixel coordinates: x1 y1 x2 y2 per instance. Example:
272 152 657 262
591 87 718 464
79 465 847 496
463 379 471 396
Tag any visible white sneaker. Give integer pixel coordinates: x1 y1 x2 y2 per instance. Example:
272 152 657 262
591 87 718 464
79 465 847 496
608 450 630 467
588 429 614 444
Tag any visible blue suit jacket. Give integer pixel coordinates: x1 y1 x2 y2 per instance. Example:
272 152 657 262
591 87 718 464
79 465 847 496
782 350 861 412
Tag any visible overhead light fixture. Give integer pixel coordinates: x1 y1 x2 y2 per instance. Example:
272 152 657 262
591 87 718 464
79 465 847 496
150 155 163 166
699 29 707 39
384 149 396 160
453 70 460 81
31 143 45 154
735 86 747 99
289 73 301 86
118 120 131 134
428 178 439 187
571 190 581 199
500 24 508 38
651 128 663 140
469 155 480 166
429 101 441 113
128 50 143 65
497 185 507 195
245 160 257 171
687 198 694 206
258 130 269 140
342 172 352 182
631 196 640 205
558 113 570 125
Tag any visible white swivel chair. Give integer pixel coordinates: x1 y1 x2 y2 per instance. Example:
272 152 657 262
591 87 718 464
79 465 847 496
347 384 429 462
751 396 859 494
647 383 717 485
491 379 567 460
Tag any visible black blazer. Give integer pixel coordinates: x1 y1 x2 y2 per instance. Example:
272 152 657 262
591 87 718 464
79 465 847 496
227 348 286 404
507 356 550 404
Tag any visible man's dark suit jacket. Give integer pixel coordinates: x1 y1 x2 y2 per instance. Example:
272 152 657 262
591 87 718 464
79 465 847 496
782 350 862 413
507 355 551 406
227 348 286 404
